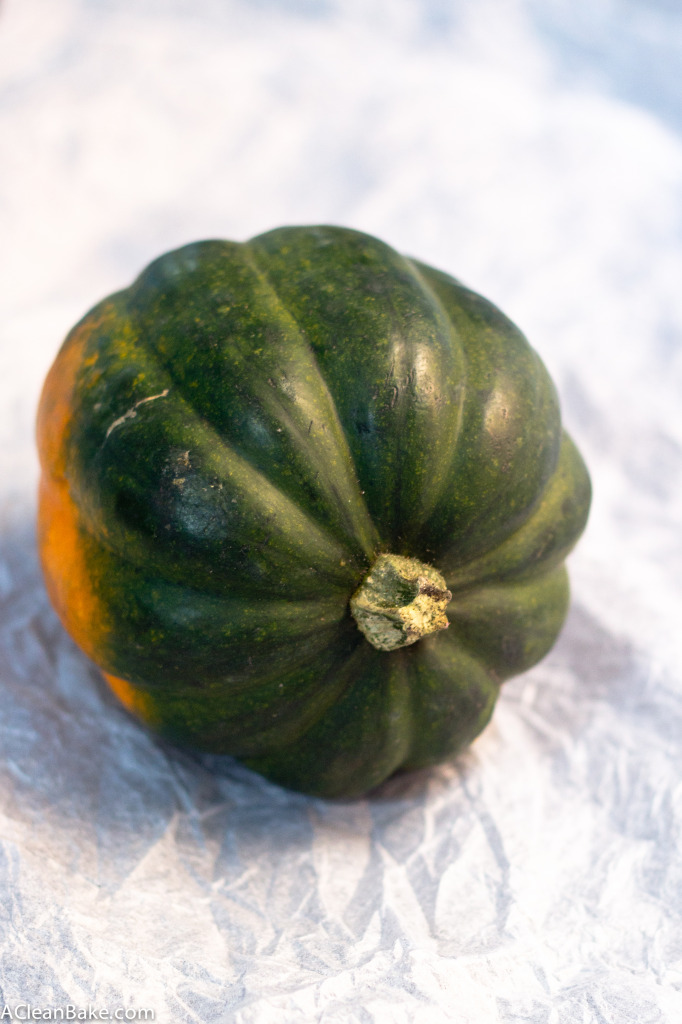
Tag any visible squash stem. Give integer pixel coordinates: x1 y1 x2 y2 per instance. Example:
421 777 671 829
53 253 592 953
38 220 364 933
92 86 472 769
350 553 452 652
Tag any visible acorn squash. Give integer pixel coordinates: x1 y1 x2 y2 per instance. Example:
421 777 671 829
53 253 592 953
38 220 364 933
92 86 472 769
37 225 590 798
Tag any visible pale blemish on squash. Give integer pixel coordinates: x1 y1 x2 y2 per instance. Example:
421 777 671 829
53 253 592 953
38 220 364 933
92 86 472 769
104 387 169 439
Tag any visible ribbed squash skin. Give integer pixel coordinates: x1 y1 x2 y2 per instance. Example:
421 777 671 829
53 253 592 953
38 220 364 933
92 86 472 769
37 226 590 798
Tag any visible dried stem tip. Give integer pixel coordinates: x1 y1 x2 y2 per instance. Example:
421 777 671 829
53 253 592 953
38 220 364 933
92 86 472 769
350 553 452 652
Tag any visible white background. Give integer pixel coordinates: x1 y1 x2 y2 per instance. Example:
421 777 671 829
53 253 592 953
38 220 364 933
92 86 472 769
1 1 681 1021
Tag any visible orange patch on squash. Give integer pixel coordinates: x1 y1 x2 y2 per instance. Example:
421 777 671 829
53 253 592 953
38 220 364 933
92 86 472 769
103 672 156 723
36 304 115 478
37 303 123 659
37 475 108 660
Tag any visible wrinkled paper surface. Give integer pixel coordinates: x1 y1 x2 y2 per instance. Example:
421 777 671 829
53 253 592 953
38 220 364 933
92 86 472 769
1 1 682 1021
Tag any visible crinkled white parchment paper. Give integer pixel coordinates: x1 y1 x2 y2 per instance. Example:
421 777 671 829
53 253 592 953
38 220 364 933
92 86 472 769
1 1 682 1021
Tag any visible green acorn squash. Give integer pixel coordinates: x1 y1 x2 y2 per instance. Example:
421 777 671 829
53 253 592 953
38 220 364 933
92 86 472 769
37 225 590 798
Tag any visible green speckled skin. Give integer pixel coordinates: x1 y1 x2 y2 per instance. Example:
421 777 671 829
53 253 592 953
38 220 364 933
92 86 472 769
39 225 591 798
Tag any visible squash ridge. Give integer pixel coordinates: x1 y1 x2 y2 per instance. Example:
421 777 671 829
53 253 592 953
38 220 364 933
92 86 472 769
242 239 380 559
407 260 564 566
